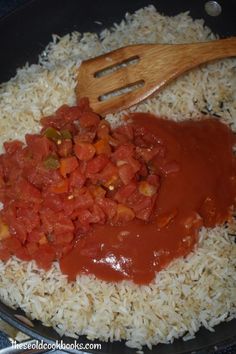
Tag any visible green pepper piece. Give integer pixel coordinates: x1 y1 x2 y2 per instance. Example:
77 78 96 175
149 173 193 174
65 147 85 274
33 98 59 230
43 155 60 169
44 127 61 141
61 129 72 140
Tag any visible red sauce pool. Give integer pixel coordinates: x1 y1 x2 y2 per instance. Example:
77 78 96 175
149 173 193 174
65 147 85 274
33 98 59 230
60 113 236 283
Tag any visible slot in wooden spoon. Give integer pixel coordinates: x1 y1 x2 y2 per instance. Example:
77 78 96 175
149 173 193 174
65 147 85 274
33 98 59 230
76 37 236 116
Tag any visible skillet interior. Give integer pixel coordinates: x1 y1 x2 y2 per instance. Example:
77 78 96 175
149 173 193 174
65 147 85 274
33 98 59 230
0 0 236 353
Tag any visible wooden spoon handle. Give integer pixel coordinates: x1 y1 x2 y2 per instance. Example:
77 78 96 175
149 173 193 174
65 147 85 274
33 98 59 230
124 37 236 106
161 37 236 65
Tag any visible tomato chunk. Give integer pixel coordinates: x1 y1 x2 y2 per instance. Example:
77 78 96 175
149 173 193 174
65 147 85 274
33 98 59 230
60 156 79 177
79 112 100 128
74 142 96 161
86 155 109 175
49 179 69 194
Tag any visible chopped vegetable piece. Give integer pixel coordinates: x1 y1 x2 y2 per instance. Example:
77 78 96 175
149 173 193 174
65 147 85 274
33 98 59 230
138 181 157 197
60 156 79 177
86 155 109 175
0 219 10 240
61 129 72 140
79 112 100 128
118 164 136 185
49 179 69 194
94 139 111 155
114 204 135 224
58 140 73 157
44 155 60 170
97 120 110 139
44 127 61 141
74 142 96 161
69 168 86 189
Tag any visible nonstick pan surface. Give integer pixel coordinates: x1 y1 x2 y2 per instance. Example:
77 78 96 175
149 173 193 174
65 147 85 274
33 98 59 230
0 1 236 353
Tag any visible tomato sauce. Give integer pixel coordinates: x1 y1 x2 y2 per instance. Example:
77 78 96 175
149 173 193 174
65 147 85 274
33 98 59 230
0 100 235 284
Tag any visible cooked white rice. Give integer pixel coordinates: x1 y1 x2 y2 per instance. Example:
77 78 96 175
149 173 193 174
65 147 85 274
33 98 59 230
0 5 235 350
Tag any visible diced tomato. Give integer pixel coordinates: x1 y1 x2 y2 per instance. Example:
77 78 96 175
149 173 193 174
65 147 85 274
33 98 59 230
14 178 42 204
114 124 134 141
97 120 110 139
60 156 79 177
73 188 94 210
15 246 31 261
33 243 56 270
79 112 100 128
69 168 86 189
53 213 75 235
112 132 129 144
112 143 134 162
3 217 27 246
57 140 73 157
41 104 83 130
114 182 137 203
97 162 119 189
94 139 111 155
118 164 136 185
4 140 24 155
0 236 28 261
91 204 106 224
75 209 93 226
86 155 109 175
1 236 22 253
56 104 82 122
128 157 141 173
42 192 63 211
28 229 46 243
88 185 106 199
74 219 91 235
96 197 117 220
40 208 56 234
49 179 69 194
0 247 10 261
52 232 74 245
26 241 39 255
61 196 75 216
25 135 54 160
129 192 153 212
136 146 161 162
25 162 62 189
74 142 96 161
16 208 40 233
74 130 96 144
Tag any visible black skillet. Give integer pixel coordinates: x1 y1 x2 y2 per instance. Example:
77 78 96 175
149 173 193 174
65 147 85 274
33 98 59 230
0 0 236 353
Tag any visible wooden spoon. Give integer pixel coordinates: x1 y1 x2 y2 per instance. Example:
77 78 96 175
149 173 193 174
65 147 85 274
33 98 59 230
76 37 236 116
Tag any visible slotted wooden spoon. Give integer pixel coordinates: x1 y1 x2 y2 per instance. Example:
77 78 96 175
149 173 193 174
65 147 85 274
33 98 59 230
76 37 236 116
